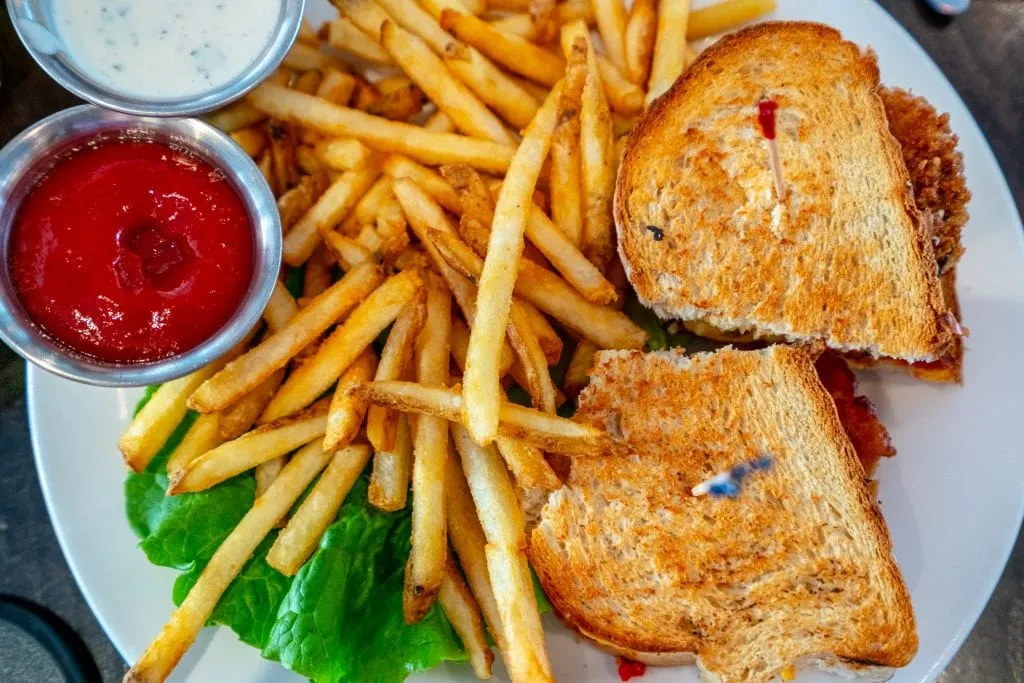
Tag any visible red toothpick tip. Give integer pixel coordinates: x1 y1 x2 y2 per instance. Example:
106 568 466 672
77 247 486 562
757 98 786 202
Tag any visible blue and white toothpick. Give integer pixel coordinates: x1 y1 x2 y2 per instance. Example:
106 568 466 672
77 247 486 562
692 455 774 498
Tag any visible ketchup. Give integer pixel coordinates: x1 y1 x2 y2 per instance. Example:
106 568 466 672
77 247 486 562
617 657 647 681
757 98 779 140
10 137 254 363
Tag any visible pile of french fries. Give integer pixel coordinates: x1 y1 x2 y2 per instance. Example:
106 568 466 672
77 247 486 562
119 0 774 681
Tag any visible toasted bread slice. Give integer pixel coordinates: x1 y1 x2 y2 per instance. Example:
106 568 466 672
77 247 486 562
530 346 917 682
615 22 952 362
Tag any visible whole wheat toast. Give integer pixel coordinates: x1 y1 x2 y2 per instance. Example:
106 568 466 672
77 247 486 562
614 22 952 362
529 346 918 682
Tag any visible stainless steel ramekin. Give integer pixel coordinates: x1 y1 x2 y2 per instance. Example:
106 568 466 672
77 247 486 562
7 0 306 117
0 105 281 386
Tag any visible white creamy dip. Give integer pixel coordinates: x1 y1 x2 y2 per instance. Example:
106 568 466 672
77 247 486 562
52 0 282 100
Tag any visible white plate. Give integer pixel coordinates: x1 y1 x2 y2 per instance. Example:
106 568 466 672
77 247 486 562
27 0 1024 681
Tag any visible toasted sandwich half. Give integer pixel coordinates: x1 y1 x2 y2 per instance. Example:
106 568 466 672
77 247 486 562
615 22 960 366
530 346 917 682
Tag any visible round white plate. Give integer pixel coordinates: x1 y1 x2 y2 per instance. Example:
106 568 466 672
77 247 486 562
27 0 1024 681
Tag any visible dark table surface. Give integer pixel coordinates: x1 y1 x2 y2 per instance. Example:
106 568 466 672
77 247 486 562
1 1 1022 682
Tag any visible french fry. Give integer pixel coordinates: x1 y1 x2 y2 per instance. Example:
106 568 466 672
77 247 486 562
591 0 629 74
423 110 455 132
218 368 287 440
595 55 644 116
267 119 300 191
165 413 223 478
268 67 295 87
295 145 325 175
323 17 393 65
517 302 562 365
375 74 415 94
278 172 331 233
255 455 286 498
283 42 343 72
125 441 332 683
230 127 267 157
297 19 319 44
440 10 565 87
405 273 452 623
439 164 494 257
646 0 690 105
506 299 557 413
561 23 616 272
687 0 775 39
207 101 266 132
355 224 384 253
317 67 358 106
375 0 457 55
439 560 495 679
550 42 586 248
293 69 324 95
315 137 374 171
463 84 560 444
366 82 428 121
376 191 407 238
284 164 380 266
267 444 372 575
261 269 422 423
248 83 516 172
168 399 330 494
495 437 561 490
120 367 220 472
486 0 529 9
450 423 524 550
624 0 656 85
369 412 414 511
189 263 385 413
355 381 624 456
450 316 516 377
445 456 510 657
382 153 460 213
525 204 617 304
263 281 300 332
345 175 395 232
322 231 374 269
303 246 333 299
485 544 553 683
324 350 377 453
564 338 598 395
488 0 594 40
443 42 541 131
367 291 427 452
258 149 277 196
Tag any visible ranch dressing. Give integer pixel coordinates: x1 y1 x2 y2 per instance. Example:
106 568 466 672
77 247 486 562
51 0 281 100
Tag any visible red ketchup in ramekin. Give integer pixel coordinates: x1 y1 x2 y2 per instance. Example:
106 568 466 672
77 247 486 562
9 136 254 363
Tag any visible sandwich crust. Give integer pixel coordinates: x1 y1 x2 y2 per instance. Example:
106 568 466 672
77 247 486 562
530 346 918 681
614 21 952 362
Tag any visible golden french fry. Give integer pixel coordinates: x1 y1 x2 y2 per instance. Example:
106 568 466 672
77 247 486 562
168 399 330 494
382 153 460 213
230 126 267 157
267 119 299 192
550 43 586 248
528 0 557 42
125 441 332 683
688 0 775 39
248 83 516 172
445 456 509 656
488 1 594 40
284 164 380 266
495 437 561 491
190 263 385 413
303 246 333 299
440 164 494 257
321 231 374 270
283 42 342 72
293 69 324 95
443 42 540 131
324 350 377 453
120 367 220 472
450 316 515 377
516 302 562 366
264 282 299 332
440 10 565 87
207 101 266 132
315 137 374 171
323 17 393 65
591 0 628 73
278 172 331 233
486 0 529 10
295 145 325 175
255 455 286 498
355 381 624 456
368 291 427 452
267 444 372 575
258 149 276 196
463 85 560 444
345 175 395 232
647 0 690 105
375 190 407 238
261 269 423 423
564 338 598 396
450 423 525 547
595 55 644 116
369 412 414 511
405 273 452 624
423 110 455 132
506 300 558 413
484 544 553 683
218 368 287 440
165 413 223 478
624 0 656 85
526 203 617 304
317 67 358 106
297 19 318 44
439 560 495 679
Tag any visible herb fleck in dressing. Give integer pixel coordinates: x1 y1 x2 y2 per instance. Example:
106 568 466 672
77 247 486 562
52 0 281 99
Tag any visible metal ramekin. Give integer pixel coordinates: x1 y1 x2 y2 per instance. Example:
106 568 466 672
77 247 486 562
0 105 281 386
7 0 306 117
